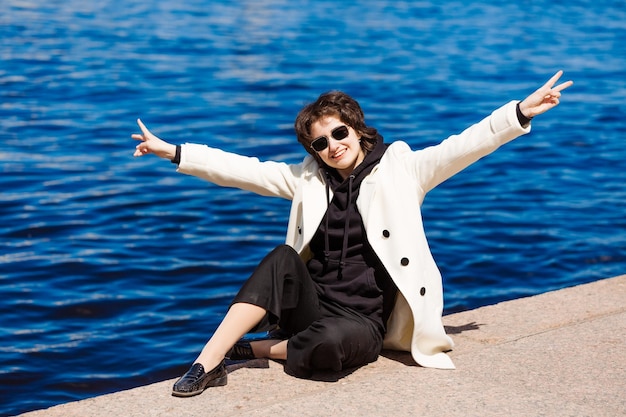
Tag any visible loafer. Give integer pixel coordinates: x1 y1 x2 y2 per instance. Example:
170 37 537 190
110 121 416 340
226 340 255 361
172 360 227 397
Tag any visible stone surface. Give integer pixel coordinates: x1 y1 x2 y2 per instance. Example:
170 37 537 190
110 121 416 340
18 275 626 417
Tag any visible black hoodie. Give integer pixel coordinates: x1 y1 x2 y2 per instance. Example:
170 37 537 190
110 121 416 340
307 136 397 332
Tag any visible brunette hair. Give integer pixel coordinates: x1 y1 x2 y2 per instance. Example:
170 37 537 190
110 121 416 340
294 91 378 159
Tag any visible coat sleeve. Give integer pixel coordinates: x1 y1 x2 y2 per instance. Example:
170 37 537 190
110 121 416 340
176 143 306 200
402 101 531 193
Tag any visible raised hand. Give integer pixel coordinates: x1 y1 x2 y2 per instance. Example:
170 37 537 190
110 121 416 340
519 70 574 119
131 119 177 160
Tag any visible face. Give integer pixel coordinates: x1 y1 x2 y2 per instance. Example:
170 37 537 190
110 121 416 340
309 116 365 179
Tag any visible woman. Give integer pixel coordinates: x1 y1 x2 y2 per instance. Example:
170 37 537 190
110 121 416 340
132 71 573 397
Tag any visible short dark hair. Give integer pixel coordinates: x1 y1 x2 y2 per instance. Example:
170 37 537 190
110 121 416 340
294 91 378 159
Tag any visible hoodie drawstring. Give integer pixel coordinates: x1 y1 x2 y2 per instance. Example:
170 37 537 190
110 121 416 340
338 175 355 280
323 175 331 272
323 172 354 280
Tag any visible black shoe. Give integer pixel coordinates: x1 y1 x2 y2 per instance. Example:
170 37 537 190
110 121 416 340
226 340 255 361
172 360 227 397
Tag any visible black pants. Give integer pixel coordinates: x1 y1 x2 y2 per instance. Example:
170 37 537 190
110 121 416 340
232 245 383 378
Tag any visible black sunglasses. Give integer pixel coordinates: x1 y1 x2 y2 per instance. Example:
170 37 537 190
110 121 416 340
310 125 350 152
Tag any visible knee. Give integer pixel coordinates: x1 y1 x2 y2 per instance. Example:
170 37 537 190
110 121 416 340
271 244 297 257
315 325 344 349
308 326 346 370
274 245 297 255
270 245 307 272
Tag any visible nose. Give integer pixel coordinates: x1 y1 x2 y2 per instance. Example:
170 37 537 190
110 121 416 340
327 137 341 152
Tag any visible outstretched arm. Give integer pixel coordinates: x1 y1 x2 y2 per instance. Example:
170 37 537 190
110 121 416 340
518 70 573 119
404 71 573 192
131 119 178 160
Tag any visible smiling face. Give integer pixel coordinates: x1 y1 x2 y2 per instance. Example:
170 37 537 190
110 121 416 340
310 115 365 179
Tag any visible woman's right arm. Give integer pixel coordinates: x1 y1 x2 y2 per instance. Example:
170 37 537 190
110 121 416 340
131 119 303 199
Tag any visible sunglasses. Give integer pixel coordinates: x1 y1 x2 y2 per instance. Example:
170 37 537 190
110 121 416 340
310 125 350 152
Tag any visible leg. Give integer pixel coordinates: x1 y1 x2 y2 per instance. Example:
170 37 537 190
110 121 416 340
199 244 316 368
286 303 383 378
173 245 318 397
194 302 267 371
232 245 320 333
171 302 267 397
249 339 288 360
229 245 321 362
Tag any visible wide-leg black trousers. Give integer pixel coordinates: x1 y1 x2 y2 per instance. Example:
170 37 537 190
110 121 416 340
231 245 383 378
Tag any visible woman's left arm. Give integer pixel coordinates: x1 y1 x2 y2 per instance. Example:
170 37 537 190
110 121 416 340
403 71 573 192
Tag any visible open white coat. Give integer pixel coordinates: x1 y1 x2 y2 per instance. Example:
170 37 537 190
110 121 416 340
177 101 531 370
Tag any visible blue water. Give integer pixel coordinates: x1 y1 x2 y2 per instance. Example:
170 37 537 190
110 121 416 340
1 0 625 415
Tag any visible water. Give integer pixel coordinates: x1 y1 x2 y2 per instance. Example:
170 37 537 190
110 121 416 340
1 0 625 415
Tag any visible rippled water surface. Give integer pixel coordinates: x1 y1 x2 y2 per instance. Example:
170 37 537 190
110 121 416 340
1 0 625 415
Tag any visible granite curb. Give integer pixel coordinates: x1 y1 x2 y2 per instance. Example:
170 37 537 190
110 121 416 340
17 275 625 417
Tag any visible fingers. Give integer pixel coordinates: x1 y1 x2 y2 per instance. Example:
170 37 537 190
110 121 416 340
534 71 572 109
136 118 149 135
132 118 150 156
132 119 148 141
132 118 152 140
133 138 153 157
545 70 564 89
552 79 574 93
132 118 153 146
544 70 573 93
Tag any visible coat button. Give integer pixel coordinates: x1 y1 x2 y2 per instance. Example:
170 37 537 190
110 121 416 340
400 257 409 266
298 226 302 235
420 287 426 296
382 229 390 238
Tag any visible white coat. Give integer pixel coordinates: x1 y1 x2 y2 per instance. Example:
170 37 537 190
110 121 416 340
177 100 531 370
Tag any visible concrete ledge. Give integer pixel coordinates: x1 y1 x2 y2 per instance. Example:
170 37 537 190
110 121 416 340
19 275 626 417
